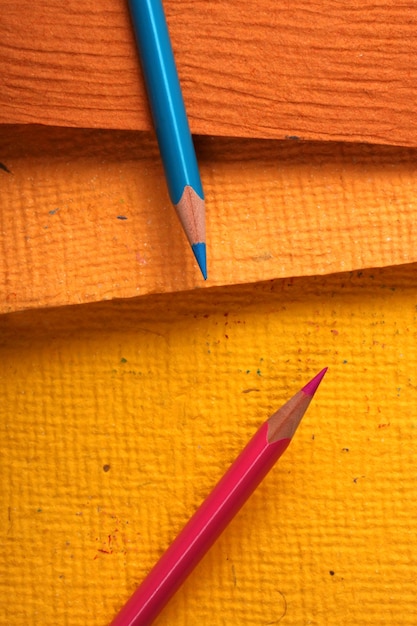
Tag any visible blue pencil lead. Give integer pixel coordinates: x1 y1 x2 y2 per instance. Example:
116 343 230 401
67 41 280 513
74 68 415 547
192 243 207 280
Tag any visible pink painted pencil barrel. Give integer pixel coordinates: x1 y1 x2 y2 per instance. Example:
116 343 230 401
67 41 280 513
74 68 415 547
110 369 327 626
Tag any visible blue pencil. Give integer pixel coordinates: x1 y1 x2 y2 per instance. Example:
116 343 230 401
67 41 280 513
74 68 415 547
128 0 207 280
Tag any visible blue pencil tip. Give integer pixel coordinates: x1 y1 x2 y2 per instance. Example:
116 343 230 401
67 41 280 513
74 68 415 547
192 243 207 280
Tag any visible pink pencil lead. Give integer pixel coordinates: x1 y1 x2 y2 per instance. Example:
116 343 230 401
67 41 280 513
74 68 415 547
302 367 328 397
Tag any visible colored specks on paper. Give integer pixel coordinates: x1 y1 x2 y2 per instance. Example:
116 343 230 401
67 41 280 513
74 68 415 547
0 162 11 173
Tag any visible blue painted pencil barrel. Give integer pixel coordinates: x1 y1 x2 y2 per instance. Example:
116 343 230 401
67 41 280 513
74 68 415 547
128 0 204 205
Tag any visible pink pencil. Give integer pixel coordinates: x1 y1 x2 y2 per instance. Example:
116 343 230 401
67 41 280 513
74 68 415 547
110 369 327 626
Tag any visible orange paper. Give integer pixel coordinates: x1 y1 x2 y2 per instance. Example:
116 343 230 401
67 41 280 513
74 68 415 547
1 1 417 147
1 126 417 312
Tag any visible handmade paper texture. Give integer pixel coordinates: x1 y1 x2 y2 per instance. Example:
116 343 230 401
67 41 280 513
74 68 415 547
1 265 416 625
1 1 417 147
1 126 417 312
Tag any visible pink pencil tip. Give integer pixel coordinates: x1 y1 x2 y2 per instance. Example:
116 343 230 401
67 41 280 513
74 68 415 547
302 367 328 396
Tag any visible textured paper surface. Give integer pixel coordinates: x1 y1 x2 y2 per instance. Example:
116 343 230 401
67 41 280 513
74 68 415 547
1 126 417 312
1 265 416 625
1 1 417 147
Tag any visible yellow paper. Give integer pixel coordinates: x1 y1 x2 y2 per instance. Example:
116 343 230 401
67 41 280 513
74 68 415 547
1 264 416 625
